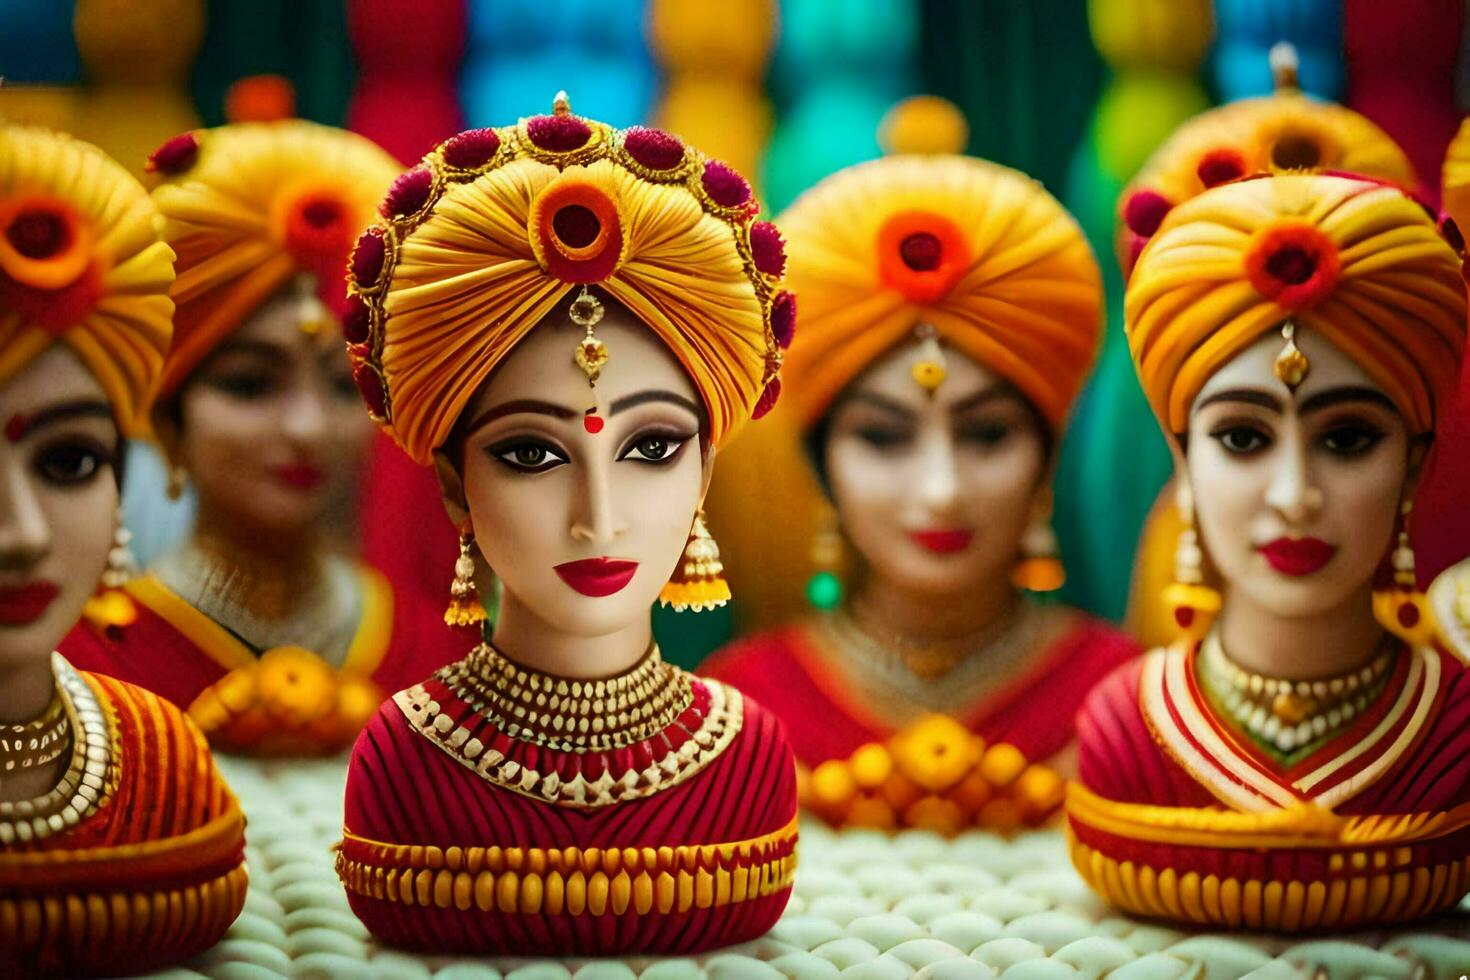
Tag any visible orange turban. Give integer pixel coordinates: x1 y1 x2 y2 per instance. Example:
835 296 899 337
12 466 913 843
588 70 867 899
0 124 174 436
145 120 400 399
1127 173 1465 437
348 96 787 466
1118 82 1416 277
775 155 1102 431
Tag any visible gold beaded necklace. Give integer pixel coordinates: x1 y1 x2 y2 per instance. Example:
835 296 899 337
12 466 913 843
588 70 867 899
0 692 69 776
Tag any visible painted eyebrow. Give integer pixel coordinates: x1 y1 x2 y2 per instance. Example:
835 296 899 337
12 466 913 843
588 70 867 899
1194 387 1284 413
948 385 1020 416
461 399 577 436
1298 386 1397 415
844 392 915 418
609 390 702 417
5 400 115 443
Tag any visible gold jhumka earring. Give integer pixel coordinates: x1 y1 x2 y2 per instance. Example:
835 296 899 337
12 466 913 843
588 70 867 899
1372 499 1435 647
659 510 731 612
1163 480 1220 641
445 531 488 626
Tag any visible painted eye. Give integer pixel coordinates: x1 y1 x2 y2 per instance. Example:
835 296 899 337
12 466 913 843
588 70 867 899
1212 425 1271 455
958 422 1010 447
34 441 109 485
620 434 687 464
854 426 911 449
1320 424 1384 457
490 440 568 473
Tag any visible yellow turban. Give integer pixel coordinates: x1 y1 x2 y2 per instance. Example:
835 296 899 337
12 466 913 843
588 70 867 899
1119 85 1416 276
348 97 787 466
1441 115 1470 245
775 155 1102 431
145 120 400 399
1127 173 1465 437
0 124 174 436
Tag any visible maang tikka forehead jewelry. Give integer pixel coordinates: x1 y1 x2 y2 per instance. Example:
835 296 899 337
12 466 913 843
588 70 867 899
570 285 608 433
911 323 947 396
1273 320 1310 391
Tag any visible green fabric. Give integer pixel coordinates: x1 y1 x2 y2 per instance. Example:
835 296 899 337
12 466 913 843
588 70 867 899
190 0 353 126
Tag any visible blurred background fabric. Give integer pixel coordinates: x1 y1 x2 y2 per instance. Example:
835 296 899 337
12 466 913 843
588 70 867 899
3 0 1469 667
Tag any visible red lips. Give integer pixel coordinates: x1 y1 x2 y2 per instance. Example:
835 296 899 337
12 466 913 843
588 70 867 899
554 558 640 597
909 529 974 555
0 581 60 625
274 463 325 491
1258 537 1336 576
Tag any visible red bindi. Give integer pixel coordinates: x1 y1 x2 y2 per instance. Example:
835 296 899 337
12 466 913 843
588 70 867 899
4 414 27 443
583 412 605 435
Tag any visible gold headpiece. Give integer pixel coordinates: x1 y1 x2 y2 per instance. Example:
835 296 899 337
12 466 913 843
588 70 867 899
1272 320 1309 390
911 323 946 395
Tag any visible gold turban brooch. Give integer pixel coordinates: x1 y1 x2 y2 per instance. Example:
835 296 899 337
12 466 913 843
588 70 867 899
776 154 1102 432
347 94 789 466
145 119 401 400
0 124 174 435
1127 173 1465 437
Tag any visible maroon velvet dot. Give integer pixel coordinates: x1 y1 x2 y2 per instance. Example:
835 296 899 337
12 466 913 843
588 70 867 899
701 161 752 208
1196 149 1246 188
381 166 433 218
1123 190 1172 238
1265 245 1315 285
147 132 199 175
353 362 387 417
5 210 70 259
341 295 372 345
301 198 343 229
770 291 797 350
623 126 685 170
1397 601 1421 628
750 221 787 277
526 114 592 153
899 232 942 272
552 204 601 249
752 378 781 419
1174 607 1195 629
442 128 501 169
351 228 387 287
1442 216 1465 254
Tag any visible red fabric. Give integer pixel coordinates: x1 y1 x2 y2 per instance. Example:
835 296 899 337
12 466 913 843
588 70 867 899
59 580 472 717
341 686 798 955
1076 651 1470 817
359 431 462 620
704 614 1140 768
347 0 466 165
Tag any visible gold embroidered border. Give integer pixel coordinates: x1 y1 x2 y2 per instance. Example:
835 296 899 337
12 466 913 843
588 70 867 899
337 817 798 916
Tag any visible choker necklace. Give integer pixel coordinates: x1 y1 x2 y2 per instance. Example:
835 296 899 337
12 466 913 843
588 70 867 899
834 596 1029 681
0 692 68 777
440 642 693 753
1199 632 1395 756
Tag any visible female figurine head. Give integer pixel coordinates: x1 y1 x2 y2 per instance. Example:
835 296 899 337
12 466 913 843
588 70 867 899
775 154 1102 606
1127 173 1465 641
0 125 174 671
347 97 788 663
143 119 399 537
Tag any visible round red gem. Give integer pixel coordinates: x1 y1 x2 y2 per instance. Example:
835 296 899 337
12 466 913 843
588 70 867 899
750 221 786 277
623 127 685 170
583 413 605 434
753 378 781 419
1397 601 1420 628
353 363 387 417
899 232 942 271
701 161 751 208
342 295 372 345
146 132 199 175
442 128 501 169
770 291 796 350
1265 245 1315 285
1196 148 1246 188
527 114 592 153
6 209 70 259
301 198 344 229
552 204 600 249
1123 190 1172 237
1174 607 1195 629
352 229 387 287
381 166 433 218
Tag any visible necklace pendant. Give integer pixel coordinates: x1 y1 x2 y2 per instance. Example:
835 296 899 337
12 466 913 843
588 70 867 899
1271 690 1315 725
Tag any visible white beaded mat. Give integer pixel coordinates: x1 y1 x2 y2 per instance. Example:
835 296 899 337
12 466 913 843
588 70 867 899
136 755 1470 980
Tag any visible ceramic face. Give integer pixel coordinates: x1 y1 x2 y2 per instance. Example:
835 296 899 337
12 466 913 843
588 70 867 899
1185 324 1411 620
165 286 374 534
454 303 709 640
0 346 119 668
822 338 1048 597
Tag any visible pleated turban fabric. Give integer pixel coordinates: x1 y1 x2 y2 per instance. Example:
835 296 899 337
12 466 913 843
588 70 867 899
775 154 1102 432
145 120 400 399
1127 173 1465 437
1118 88 1416 277
0 124 174 436
346 99 790 466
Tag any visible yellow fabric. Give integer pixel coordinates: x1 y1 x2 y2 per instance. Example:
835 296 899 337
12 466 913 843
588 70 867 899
1128 90 1417 213
356 111 783 466
776 155 1103 431
148 120 399 398
1127 174 1465 436
0 124 174 436
1441 115 1470 247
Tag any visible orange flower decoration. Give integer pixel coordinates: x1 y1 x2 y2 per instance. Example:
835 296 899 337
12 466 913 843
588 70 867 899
528 178 627 284
0 197 103 336
1243 220 1341 310
892 713 976 792
875 210 972 305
